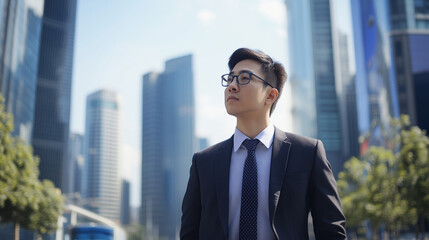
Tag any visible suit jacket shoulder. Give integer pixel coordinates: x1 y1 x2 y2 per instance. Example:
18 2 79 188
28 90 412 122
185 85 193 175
194 136 233 160
282 130 318 149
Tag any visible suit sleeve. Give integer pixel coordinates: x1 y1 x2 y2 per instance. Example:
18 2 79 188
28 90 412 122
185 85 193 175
180 153 201 240
310 140 347 239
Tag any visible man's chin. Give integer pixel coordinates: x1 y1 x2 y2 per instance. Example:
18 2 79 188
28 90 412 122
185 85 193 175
225 108 238 117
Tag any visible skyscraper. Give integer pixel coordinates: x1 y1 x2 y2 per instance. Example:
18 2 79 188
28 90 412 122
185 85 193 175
390 0 429 132
121 179 131 225
0 0 44 142
350 0 399 151
286 0 343 175
32 0 77 190
67 132 85 198
332 31 360 161
0 2 45 237
84 89 122 222
141 54 195 240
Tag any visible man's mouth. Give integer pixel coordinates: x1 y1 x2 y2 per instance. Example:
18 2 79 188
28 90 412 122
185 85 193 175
227 96 239 102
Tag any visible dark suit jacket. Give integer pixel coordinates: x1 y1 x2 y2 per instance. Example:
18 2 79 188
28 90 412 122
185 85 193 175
181 127 346 239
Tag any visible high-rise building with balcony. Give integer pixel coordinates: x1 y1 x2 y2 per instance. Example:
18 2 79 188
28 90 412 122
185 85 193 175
84 89 122 222
141 54 195 240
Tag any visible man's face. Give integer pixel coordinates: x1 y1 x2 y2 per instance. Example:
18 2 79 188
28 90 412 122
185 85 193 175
224 59 271 118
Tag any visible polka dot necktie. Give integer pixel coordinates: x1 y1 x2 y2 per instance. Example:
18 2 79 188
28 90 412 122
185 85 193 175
239 138 260 240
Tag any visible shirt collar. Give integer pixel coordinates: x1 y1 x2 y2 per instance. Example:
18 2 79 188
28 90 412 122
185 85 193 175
233 124 275 152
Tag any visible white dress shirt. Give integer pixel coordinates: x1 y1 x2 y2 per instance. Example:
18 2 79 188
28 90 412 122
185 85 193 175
228 124 276 240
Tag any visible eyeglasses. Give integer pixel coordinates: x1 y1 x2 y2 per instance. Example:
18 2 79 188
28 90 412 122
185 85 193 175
221 71 274 88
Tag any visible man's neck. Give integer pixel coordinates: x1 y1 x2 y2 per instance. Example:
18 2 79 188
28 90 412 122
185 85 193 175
236 116 270 139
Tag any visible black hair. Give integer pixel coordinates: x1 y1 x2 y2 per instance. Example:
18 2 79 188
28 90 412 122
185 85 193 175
228 48 287 115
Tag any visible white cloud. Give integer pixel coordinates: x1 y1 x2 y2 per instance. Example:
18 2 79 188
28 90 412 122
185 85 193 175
197 9 216 25
258 0 286 25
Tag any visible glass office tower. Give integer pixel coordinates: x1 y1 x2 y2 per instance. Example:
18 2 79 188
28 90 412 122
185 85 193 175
32 0 77 190
0 0 44 142
350 0 399 151
141 54 195 240
390 0 429 132
286 0 343 175
0 1 44 238
84 90 122 222
68 132 85 197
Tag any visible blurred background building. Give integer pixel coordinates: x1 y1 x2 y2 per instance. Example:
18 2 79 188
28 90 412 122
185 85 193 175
84 89 122 222
32 0 77 191
0 0 78 238
390 0 429 132
0 0 44 143
67 132 85 198
121 179 131 225
286 0 345 176
141 54 196 240
350 0 399 152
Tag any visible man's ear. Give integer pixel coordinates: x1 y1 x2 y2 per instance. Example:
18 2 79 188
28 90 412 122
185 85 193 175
265 88 279 105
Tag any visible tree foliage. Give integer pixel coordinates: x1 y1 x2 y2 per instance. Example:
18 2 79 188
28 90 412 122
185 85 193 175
338 115 429 238
395 115 429 236
0 97 64 238
29 180 64 236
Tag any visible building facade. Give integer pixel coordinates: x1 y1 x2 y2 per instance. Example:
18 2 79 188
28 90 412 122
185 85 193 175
84 89 122 222
67 133 85 199
32 0 77 190
0 0 44 142
350 0 399 152
0 1 43 238
141 54 195 240
121 179 131 225
286 0 344 176
332 29 360 161
390 0 429 132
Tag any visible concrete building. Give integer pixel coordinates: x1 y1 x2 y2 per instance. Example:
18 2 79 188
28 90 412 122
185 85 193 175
84 89 122 222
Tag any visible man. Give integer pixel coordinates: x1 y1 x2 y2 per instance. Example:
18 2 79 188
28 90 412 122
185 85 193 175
181 48 346 239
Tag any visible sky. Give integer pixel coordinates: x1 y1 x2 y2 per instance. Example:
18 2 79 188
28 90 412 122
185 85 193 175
71 0 352 207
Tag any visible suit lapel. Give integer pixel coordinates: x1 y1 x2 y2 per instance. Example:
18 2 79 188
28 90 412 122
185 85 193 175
269 128 291 223
215 136 233 239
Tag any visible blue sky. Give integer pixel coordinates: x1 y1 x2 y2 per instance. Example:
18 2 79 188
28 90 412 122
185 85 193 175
71 0 352 207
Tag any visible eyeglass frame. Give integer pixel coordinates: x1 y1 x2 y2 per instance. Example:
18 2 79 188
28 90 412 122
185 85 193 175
221 71 275 88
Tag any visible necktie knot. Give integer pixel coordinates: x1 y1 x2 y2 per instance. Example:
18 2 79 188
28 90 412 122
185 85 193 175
242 138 259 152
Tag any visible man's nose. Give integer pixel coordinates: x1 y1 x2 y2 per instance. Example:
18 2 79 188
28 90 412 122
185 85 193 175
227 77 239 92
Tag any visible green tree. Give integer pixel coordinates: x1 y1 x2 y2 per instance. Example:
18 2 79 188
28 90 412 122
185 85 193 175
29 180 64 240
0 98 41 240
338 157 368 229
338 115 428 239
364 147 412 239
0 97 63 240
395 115 429 238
